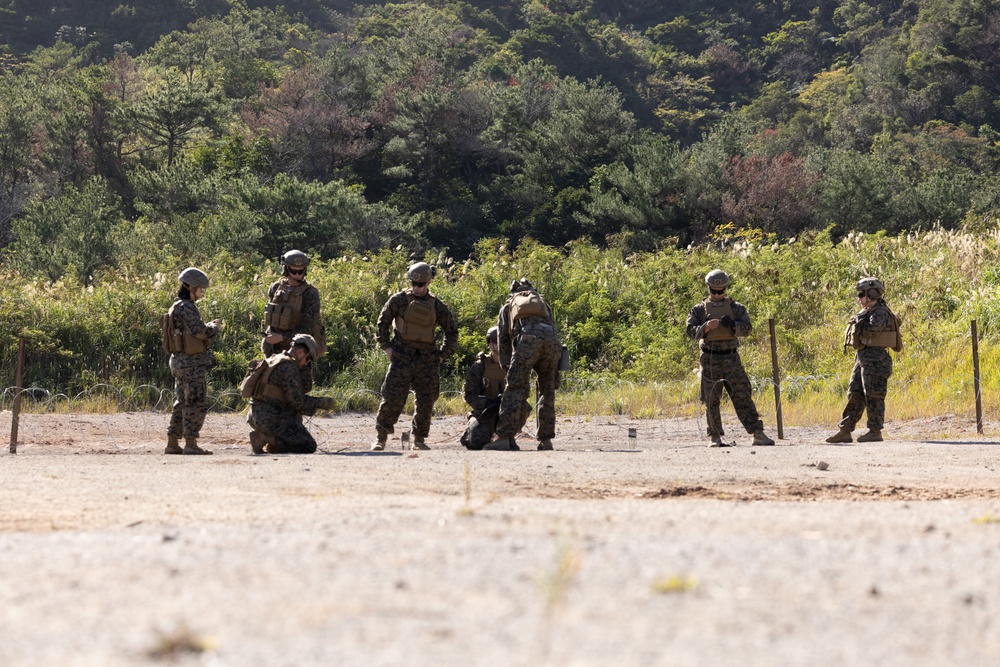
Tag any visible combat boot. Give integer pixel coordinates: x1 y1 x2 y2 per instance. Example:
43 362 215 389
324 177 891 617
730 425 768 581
483 435 513 451
537 438 554 451
164 434 183 455
708 434 729 448
752 429 775 446
856 429 883 442
825 427 853 444
182 437 213 455
411 438 430 451
249 431 266 455
371 434 387 451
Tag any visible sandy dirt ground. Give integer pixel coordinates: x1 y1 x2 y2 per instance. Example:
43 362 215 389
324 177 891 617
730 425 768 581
2 410 1000 666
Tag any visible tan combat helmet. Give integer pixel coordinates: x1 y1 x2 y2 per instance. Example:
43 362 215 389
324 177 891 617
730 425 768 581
856 277 884 299
282 249 310 269
291 333 320 361
178 267 210 288
407 262 435 283
705 269 730 289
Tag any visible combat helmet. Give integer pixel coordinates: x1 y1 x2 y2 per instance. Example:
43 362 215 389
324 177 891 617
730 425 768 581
856 277 884 299
407 262 435 283
178 267 209 288
486 326 499 342
282 249 310 269
705 269 730 289
291 333 320 361
510 278 535 293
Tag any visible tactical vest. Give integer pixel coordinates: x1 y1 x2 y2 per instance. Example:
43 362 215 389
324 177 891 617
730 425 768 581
480 354 507 398
845 304 903 352
393 291 437 344
160 300 210 355
241 353 292 402
264 281 309 331
702 298 736 342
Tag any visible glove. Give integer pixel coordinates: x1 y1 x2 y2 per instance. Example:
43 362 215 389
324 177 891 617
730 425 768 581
720 315 736 329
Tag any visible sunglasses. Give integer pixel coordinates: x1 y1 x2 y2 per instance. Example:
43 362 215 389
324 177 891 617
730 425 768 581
857 292 866 298
709 288 726 295
411 281 427 288
288 268 306 276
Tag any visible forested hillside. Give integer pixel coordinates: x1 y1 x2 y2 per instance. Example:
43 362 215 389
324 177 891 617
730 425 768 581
2 0 1000 281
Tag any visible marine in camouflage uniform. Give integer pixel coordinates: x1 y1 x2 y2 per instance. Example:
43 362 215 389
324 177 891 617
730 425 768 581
262 250 324 388
686 270 775 447
372 262 458 451
164 267 220 455
461 326 531 450
826 278 901 443
262 250 322 355
487 279 561 451
248 334 335 454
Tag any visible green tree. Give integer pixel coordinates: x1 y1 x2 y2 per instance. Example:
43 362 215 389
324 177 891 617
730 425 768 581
123 69 224 167
8 177 122 282
0 74 37 247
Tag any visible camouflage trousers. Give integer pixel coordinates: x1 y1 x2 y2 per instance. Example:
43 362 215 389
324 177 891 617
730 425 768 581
461 398 531 449
167 355 209 439
249 401 316 454
839 347 893 431
699 351 764 436
496 334 561 441
376 347 440 439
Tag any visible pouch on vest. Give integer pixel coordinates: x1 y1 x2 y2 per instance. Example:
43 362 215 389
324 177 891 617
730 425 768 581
509 291 548 323
240 359 268 398
160 308 182 354
265 284 305 330
242 355 289 401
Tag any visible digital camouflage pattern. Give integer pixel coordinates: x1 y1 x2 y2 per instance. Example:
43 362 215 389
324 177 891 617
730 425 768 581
461 351 530 449
838 301 896 431
686 298 765 436
495 293 560 442
375 290 458 354
249 354 333 454
262 278 322 356
166 298 217 439
375 290 458 440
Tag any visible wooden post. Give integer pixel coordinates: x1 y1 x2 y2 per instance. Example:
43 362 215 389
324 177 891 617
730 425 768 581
9 337 26 454
769 318 784 440
972 320 984 434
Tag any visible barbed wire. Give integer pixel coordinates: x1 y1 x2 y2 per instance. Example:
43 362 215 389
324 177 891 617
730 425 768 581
0 369 985 452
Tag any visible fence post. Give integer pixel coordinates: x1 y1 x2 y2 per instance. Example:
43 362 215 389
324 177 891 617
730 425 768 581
971 320 983 434
769 318 784 440
9 337 26 454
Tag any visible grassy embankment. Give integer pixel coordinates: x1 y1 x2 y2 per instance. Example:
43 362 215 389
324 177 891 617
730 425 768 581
3 228 999 429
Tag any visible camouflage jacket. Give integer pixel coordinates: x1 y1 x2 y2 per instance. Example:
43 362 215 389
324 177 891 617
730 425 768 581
254 355 325 416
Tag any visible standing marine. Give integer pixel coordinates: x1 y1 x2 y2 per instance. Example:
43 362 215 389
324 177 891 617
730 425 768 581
686 269 775 447
461 326 531 450
487 279 562 451
161 267 221 455
244 334 336 454
826 278 902 443
262 249 325 358
372 262 459 451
